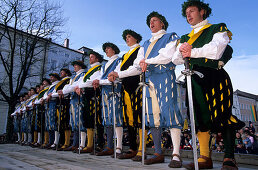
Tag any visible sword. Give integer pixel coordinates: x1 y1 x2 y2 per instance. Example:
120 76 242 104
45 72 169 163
136 72 148 165
40 105 43 145
57 98 62 151
111 82 117 159
181 58 203 170
93 89 98 155
78 94 81 155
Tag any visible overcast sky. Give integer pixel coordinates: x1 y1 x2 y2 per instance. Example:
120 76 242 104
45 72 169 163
59 0 258 94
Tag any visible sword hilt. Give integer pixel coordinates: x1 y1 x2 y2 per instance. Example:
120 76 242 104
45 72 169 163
136 72 149 93
184 57 190 70
108 82 120 98
176 58 204 81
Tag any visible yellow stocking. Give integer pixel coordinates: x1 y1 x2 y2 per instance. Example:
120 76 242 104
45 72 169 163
197 131 210 162
21 132 24 142
66 130 71 146
44 131 49 145
136 129 147 156
33 131 38 143
86 128 94 148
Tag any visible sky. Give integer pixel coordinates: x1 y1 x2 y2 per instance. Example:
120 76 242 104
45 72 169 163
59 0 258 95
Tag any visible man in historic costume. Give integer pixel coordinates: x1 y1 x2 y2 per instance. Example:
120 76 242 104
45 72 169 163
92 42 123 156
108 29 145 160
37 79 51 148
47 68 72 151
20 92 29 145
58 60 87 151
24 88 38 145
173 1 245 169
29 85 40 146
74 50 104 154
46 69 71 149
33 81 50 147
139 11 183 167
11 95 25 143
41 73 61 149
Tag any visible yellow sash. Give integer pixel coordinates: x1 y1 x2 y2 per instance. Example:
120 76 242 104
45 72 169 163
145 39 158 59
120 45 140 69
71 71 84 84
83 64 101 80
55 77 70 90
187 24 212 45
145 33 165 59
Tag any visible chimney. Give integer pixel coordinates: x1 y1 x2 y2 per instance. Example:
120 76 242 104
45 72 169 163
64 38 69 48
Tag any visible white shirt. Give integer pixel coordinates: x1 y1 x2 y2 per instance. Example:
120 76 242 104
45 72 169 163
43 81 59 100
114 44 142 79
78 62 101 88
62 69 85 95
27 94 38 109
51 76 71 98
120 29 178 77
97 55 119 85
172 19 230 65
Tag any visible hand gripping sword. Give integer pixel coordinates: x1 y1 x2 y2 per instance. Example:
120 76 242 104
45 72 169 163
136 72 149 165
180 58 204 170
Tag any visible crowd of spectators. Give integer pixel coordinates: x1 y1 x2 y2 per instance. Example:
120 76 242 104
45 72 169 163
137 121 258 155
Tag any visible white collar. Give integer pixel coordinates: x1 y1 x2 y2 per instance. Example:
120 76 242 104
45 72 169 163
150 29 166 42
90 62 100 68
129 43 140 50
109 55 118 60
62 76 70 80
51 80 59 86
105 55 119 71
129 43 140 52
44 85 50 90
29 94 37 100
76 69 84 75
191 19 209 34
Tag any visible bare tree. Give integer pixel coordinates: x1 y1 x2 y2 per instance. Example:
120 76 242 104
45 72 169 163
0 0 65 141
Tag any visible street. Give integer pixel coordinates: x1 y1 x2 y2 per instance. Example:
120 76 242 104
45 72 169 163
0 144 257 170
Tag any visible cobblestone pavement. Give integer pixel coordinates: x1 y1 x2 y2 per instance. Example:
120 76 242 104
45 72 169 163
0 144 257 170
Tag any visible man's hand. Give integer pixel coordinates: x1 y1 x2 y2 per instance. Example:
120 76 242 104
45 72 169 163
108 71 118 82
46 93 52 102
40 98 44 105
74 86 82 95
179 42 192 58
92 79 100 90
57 90 64 99
140 59 148 72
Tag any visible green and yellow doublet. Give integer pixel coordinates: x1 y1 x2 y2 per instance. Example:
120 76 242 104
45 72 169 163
181 23 245 132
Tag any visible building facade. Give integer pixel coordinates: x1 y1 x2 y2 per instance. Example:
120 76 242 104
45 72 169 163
233 90 258 123
0 23 90 135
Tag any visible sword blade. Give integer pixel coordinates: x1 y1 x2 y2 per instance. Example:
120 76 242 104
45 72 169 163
186 75 199 170
141 85 146 165
94 90 97 155
112 83 117 159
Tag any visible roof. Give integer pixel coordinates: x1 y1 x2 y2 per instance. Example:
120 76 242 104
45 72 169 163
0 23 83 55
234 89 258 100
